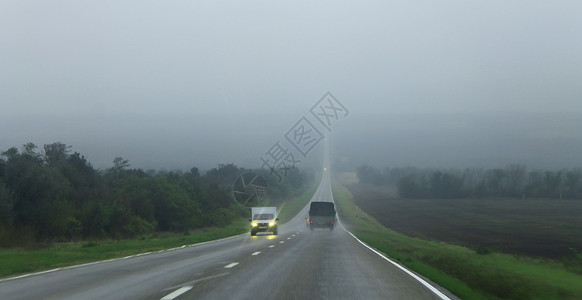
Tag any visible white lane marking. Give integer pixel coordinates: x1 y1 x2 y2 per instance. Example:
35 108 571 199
163 273 230 292
292 234 296 237
252 252 261 256
268 245 275 248
224 262 239 269
287 237 291 240
161 286 193 300
279 241 285 244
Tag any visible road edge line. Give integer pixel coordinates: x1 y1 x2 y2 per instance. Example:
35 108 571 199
331 177 451 300
341 225 452 300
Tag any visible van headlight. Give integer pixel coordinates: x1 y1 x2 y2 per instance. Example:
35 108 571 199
251 222 258 227
269 221 276 226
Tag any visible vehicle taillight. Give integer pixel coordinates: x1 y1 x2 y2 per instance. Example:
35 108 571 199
331 221 334 224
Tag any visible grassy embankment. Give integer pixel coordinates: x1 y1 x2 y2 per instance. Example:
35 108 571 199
0 185 316 279
333 182 582 300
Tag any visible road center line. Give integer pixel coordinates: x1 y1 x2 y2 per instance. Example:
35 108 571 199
252 251 261 256
287 237 291 240
224 262 239 269
279 241 285 244
161 286 193 300
268 245 275 248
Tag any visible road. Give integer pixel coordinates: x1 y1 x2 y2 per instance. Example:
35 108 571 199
0 172 457 300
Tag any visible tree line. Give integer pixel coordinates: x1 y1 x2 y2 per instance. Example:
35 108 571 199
357 164 582 199
0 142 310 245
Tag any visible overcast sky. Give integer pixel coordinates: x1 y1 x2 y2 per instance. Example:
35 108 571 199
1 1 581 170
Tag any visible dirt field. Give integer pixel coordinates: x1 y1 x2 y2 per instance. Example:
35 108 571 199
347 183 582 259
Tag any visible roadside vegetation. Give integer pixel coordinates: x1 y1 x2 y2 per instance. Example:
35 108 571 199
0 142 314 278
357 164 582 199
334 179 582 299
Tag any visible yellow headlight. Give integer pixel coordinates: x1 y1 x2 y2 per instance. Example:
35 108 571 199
269 221 276 226
251 222 258 227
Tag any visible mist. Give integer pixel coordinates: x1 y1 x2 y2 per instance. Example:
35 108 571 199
1 1 581 171
1 110 581 173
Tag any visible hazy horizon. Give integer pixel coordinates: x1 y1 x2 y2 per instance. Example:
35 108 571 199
2 110 581 172
2 1 581 172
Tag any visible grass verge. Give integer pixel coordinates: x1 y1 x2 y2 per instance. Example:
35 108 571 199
0 218 249 279
333 182 582 300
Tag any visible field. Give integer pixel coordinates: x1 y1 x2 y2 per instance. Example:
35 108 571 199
347 183 582 259
333 182 582 299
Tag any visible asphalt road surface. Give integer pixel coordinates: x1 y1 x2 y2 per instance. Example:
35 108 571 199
0 172 457 300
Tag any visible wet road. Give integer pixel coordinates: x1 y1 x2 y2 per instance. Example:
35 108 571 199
0 173 456 300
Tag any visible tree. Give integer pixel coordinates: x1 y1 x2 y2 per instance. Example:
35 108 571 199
44 142 71 166
204 163 241 186
398 175 429 198
564 170 582 198
190 167 200 179
505 164 526 197
525 171 544 198
543 171 562 198
22 143 42 161
1 147 18 161
113 157 130 170
357 165 383 185
430 172 465 198
0 183 14 227
64 152 97 189
0 143 312 242
485 168 506 196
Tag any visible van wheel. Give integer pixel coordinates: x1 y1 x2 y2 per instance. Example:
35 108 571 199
251 231 257 236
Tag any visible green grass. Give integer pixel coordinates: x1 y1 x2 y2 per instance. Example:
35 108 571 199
0 218 249 278
333 182 582 300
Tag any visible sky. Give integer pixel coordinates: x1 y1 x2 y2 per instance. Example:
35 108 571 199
1 1 582 171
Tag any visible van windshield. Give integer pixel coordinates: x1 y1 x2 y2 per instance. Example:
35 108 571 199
253 214 274 220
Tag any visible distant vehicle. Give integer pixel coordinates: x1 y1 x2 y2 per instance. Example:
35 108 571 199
308 201 336 231
250 207 278 236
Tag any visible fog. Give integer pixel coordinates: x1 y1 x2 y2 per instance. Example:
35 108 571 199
1 1 581 171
